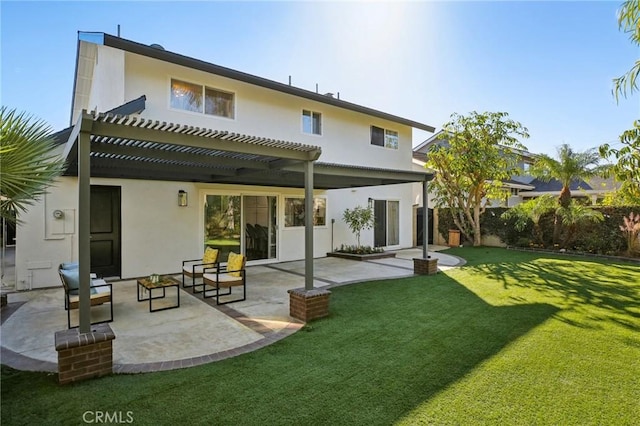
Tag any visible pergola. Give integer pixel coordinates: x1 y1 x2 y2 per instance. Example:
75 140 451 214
62 111 433 332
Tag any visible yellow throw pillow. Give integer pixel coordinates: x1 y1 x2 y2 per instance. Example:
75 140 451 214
227 252 244 277
203 247 219 264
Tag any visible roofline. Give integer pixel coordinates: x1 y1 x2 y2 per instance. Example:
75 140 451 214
78 32 435 133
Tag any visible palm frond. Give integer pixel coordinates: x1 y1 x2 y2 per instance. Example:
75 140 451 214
0 107 66 224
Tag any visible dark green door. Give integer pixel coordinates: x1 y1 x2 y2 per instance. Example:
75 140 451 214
374 199 387 247
90 186 121 277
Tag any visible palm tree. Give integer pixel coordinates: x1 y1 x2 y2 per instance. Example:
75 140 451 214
557 202 604 248
1 107 66 224
532 144 602 244
501 194 556 245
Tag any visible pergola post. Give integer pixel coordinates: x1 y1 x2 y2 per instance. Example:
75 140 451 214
422 179 429 259
414 179 438 275
288 159 331 321
304 160 314 291
54 112 115 385
78 126 92 333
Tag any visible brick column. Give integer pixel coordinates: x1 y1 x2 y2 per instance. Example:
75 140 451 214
54 323 116 384
288 288 331 322
413 257 438 275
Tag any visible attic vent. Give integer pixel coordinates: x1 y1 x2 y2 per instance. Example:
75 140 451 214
150 43 165 50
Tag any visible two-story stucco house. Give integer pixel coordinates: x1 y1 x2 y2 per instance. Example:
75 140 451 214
14 32 435 290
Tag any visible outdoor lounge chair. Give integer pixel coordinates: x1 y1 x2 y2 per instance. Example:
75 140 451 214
182 247 220 290
58 263 113 329
201 252 246 305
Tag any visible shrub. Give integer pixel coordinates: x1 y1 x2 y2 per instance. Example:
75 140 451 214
335 244 384 255
437 205 638 256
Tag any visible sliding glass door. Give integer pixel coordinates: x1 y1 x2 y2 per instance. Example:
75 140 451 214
373 199 399 247
243 195 277 261
204 195 241 261
204 194 277 262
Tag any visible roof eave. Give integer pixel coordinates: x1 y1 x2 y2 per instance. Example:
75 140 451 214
97 33 435 133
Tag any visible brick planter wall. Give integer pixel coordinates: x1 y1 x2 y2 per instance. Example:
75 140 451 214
54 323 116 384
288 288 331 322
413 257 439 275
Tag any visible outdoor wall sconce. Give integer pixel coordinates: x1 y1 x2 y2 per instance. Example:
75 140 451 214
178 190 188 207
367 197 373 208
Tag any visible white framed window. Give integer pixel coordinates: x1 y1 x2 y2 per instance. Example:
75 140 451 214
302 110 322 135
510 188 520 196
284 197 326 227
170 78 235 118
370 126 398 149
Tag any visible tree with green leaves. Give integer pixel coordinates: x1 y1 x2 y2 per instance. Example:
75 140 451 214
1 107 66 224
500 194 556 245
600 1 640 202
532 144 601 209
342 205 374 249
556 202 604 248
427 111 529 246
612 0 640 101
531 143 602 244
599 121 640 203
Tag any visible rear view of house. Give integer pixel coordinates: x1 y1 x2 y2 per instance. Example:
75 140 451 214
15 32 434 289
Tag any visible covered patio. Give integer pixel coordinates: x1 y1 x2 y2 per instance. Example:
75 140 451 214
1 249 463 373
61 110 434 332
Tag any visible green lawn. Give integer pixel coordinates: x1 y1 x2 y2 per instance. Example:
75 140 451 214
2 248 639 425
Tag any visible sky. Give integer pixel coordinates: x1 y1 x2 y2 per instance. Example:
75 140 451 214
1 0 638 158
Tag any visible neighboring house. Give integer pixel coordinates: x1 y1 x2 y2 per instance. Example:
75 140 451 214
15 32 435 290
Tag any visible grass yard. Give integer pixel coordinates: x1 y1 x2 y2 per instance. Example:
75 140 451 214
2 248 639 425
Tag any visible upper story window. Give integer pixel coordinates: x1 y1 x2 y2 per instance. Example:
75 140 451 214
302 110 322 135
510 188 520 196
170 78 234 119
371 126 398 149
522 162 531 173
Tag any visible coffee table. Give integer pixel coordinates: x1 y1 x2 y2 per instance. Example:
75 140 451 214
137 276 180 312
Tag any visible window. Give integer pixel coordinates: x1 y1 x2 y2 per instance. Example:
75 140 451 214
510 188 519 196
370 126 398 149
302 110 322 135
205 87 234 118
284 198 326 227
171 78 234 118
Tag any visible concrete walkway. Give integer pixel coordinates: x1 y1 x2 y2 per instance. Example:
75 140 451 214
0 248 464 373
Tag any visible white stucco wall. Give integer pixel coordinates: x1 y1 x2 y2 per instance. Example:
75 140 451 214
123 52 414 170
87 45 126 115
15 178 339 289
327 184 415 250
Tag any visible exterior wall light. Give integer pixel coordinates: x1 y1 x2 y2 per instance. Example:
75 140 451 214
178 190 188 207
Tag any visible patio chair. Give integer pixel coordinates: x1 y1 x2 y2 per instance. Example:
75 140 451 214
182 247 220 290
202 251 246 305
58 263 113 329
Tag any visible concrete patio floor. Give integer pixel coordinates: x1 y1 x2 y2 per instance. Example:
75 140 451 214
0 248 463 373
